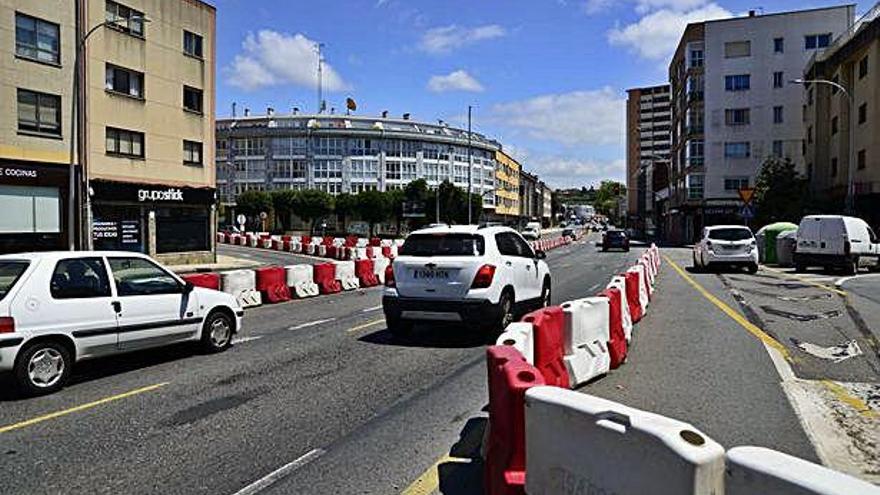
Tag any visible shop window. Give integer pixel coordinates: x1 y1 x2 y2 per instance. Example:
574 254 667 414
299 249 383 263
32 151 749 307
156 208 209 253
183 86 202 113
106 127 144 158
0 185 60 234
17 89 61 136
50 258 111 299
105 0 144 37
15 13 60 64
183 30 202 58
105 64 144 98
183 140 202 165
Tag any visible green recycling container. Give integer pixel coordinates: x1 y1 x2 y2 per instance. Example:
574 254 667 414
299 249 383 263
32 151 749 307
759 222 798 264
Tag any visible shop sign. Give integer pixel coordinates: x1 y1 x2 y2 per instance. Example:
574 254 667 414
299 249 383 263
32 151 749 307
91 180 214 205
2 167 38 178
138 188 184 202
93 219 142 251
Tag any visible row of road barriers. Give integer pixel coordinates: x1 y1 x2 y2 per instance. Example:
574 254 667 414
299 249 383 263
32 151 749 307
217 232 404 261
485 244 878 494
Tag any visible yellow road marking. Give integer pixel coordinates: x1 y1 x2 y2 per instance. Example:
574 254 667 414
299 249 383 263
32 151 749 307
761 266 848 297
821 380 878 418
400 454 472 495
664 255 790 359
0 382 169 435
346 318 385 333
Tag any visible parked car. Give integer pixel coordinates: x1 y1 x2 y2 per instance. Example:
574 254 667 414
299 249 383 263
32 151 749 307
0 252 243 396
692 225 759 273
562 227 575 240
382 225 552 338
601 229 630 252
794 215 879 274
521 226 540 240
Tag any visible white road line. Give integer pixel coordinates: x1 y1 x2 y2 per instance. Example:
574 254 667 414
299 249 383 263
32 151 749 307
362 305 383 313
287 318 335 330
232 448 325 495
232 336 263 344
836 273 880 287
588 283 600 292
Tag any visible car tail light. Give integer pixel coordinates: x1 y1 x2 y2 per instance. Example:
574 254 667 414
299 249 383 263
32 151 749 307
844 240 851 255
384 264 396 288
471 264 496 289
0 317 15 334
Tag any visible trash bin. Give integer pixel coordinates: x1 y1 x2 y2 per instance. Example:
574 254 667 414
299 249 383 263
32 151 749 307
759 222 798 265
776 230 798 267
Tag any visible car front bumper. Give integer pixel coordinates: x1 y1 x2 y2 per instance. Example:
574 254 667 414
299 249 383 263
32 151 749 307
382 295 501 325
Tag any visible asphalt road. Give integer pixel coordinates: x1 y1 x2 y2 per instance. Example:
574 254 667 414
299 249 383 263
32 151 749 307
0 232 638 495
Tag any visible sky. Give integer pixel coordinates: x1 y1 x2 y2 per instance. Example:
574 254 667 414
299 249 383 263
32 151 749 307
212 0 875 189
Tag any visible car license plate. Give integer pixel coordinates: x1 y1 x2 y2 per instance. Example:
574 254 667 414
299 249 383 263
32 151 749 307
413 269 450 280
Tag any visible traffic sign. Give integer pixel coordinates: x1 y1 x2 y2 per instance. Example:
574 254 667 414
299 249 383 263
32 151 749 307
739 204 756 219
738 187 755 204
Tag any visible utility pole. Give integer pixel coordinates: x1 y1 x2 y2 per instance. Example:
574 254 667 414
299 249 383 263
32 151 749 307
315 43 325 114
467 105 473 224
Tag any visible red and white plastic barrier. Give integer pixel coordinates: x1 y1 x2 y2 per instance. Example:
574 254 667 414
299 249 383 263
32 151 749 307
285 264 319 298
496 322 536 364
313 262 342 294
373 256 390 284
521 306 569 389
334 261 360 291
181 272 220 290
560 297 611 387
606 275 634 342
255 266 291 303
220 269 262 308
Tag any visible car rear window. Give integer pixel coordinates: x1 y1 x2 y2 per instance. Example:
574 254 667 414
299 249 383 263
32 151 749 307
709 228 752 241
0 261 29 301
607 231 626 239
399 234 485 256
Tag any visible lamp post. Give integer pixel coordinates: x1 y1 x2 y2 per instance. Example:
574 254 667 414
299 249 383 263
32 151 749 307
68 10 149 250
790 78 856 214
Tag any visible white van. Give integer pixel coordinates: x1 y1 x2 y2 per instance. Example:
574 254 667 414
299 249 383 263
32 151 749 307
794 215 880 274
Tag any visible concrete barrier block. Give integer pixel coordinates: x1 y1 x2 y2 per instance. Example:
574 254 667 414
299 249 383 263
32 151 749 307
525 387 725 495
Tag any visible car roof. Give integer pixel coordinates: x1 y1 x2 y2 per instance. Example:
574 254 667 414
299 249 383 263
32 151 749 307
0 251 153 262
706 225 751 230
409 225 516 236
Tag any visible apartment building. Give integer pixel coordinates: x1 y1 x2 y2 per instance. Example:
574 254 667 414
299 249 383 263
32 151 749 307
494 149 521 223
0 0 77 253
519 170 538 222
626 84 671 237
668 6 854 243
803 4 880 226
540 182 552 226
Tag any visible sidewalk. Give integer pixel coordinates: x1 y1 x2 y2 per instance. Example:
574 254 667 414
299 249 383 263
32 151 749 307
167 254 261 274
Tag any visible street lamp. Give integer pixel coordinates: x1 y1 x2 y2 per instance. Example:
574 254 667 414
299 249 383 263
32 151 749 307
790 78 856 214
67 12 150 250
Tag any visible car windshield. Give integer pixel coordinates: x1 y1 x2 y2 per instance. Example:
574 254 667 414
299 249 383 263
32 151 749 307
0 261 29 301
607 231 625 239
399 233 485 256
708 228 753 241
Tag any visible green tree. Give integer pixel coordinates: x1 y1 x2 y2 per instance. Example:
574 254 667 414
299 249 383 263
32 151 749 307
387 188 406 234
754 157 809 226
593 180 626 219
270 189 299 231
334 192 357 233
236 190 272 229
402 179 431 230
357 190 390 237
293 189 334 232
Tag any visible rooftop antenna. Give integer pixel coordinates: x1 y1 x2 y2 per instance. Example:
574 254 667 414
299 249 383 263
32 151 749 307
314 42 325 114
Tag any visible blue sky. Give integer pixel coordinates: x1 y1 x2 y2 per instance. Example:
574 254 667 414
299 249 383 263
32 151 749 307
213 0 873 188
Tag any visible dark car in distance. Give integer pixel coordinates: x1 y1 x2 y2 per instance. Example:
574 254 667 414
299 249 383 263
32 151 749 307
602 229 630 252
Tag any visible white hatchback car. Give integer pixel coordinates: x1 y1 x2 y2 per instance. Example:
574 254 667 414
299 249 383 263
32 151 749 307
0 251 243 395
382 225 552 338
693 225 759 273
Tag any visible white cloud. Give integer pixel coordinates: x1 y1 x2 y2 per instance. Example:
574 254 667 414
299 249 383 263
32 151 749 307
427 70 484 93
489 87 625 147
518 154 626 189
225 30 349 92
419 24 506 54
582 0 615 14
633 0 708 13
607 3 731 60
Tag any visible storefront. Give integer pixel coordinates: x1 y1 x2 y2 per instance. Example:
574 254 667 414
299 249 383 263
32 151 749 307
91 180 215 264
0 161 73 254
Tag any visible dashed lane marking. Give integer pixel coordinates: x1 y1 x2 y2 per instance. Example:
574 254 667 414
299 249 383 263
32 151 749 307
362 305 383 313
232 336 264 344
347 319 386 333
232 448 325 495
287 318 335 330
0 382 168 435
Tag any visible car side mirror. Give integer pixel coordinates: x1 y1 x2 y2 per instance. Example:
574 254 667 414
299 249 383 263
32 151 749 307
183 281 195 294
535 250 546 260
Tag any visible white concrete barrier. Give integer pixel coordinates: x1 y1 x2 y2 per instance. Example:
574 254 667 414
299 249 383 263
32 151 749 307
627 264 650 315
607 275 634 342
220 270 262 308
726 446 880 495
373 256 389 284
284 264 319 298
334 261 360 290
496 322 535 364
525 387 725 495
560 297 611 387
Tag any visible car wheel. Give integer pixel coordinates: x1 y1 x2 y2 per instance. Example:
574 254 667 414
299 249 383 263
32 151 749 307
794 263 806 273
201 311 234 353
498 291 515 331
14 340 72 396
692 252 702 272
540 279 552 308
387 318 413 340
746 263 759 274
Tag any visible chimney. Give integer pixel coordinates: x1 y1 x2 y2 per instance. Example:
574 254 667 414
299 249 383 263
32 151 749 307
748 9 756 16
403 113 410 120
244 107 250 117
292 107 299 115
330 107 336 115
267 107 274 116
232 102 237 118
381 110 388 118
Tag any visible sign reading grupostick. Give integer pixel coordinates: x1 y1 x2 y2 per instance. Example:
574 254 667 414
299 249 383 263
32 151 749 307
90 180 214 204
138 188 184 202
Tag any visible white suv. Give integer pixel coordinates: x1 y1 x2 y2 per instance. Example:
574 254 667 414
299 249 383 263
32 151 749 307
693 225 759 273
382 225 552 338
0 252 243 395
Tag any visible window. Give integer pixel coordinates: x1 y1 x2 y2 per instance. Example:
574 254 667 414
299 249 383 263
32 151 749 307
0 261 29 301
773 106 784 124
724 142 750 158
859 55 868 79
105 64 144 98
156 207 209 253
183 86 202 113
0 185 60 234
687 174 704 199
773 37 784 53
831 116 838 135
17 89 61 136
808 126 813 144
804 33 831 50
15 13 60 64
859 103 867 124
183 140 202 165
108 257 182 296
105 127 144 158
50 258 111 299
724 177 750 191
495 233 534 258
858 149 866 170
831 158 838 177
105 0 144 37
724 41 751 58
400 234 484 257
772 140 784 157
724 74 750 91
689 48 703 68
183 30 203 58
773 71 784 88
724 108 750 125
